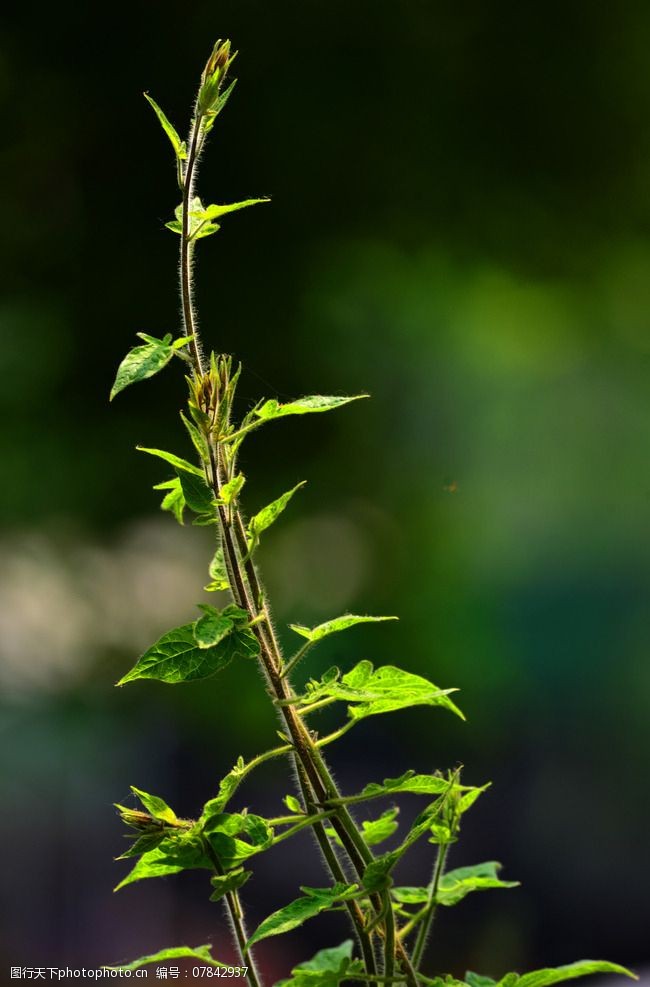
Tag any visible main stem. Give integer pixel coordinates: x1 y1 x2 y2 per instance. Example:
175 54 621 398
179 105 418 987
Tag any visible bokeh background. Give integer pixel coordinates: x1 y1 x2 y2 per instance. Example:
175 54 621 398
1 0 649 982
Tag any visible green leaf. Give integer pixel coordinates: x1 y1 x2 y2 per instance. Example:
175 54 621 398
361 807 399 846
201 198 270 220
106 944 223 972
143 93 187 161
391 887 430 905
289 614 397 643
465 975 497 987
361 852 399 893
255 395 368 421
110 334 180 400
117 618 258 686
284 795 303 814
130 787 177 824
249 482 306 543
436 861 519 906
246 884 359 949
115 835 210 890
178 469 215 514
210 867 252 902
181 410 209 460
154 477 186 524
220 473 245 505
205 547 230 592
206 813 274 869
276 942 362 987
512 962 636 987
200 761 246 820
137 446 203 476
360 770 473 801
298 661 463 722
194 604 238 649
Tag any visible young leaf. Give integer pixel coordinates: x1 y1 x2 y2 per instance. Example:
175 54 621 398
201 198 270 220
154 477 186 525
255 395 369 421
115 836 210 890
206 813 274 869
210 867 252 902
106 944 223 972
110 334 180 400
220 473 246 505
289 614 397 644
143 93 187 161
205 546 230 592
391 887 431 905
361 807 399 847
117 619 259 686
181 410 209 460
246 884 359 949
178 469 215 514
277 942 362 987
248 482 306 544
513 962 636 987
298 661 463 722
137 446 203 476
130 787 177 824
194 604 237 649
360 771 474 801
436 861 519 906
284 795 303 814
465 976 498 987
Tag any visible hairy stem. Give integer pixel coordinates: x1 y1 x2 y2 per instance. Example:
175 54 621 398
202 838 262 987
411 842 450 970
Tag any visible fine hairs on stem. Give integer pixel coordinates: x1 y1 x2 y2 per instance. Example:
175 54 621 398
108 37 636 987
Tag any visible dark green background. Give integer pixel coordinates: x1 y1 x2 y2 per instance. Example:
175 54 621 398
1 1 648 981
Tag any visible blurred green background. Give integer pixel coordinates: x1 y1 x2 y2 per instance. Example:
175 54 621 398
1 0 649 981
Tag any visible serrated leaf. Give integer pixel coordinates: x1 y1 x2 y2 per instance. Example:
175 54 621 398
298 661 463 722
249 482 306 542
205 547 230 592
110 335 178 400
210 867 252 902
106 944 223 972
117 619 258 686
512 962 636 987
246 884 359 949
289 614 397 643
178 469 215 514
436 861 519 906
255 395 368 421
137 446 203 476
220 473 245 504
154 476 186 524
130 787 177 824
276 942 361 987
194 605 236 649
361 807 399 846
114 836 210 890
143 93 187 161
361 771 471 801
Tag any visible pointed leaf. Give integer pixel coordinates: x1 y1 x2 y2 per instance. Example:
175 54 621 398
194 605 236 649
114 837 210 890
249 482 306 542
210 868 252 901
255 395 368 421
277 942 362 987
202 198 270 220
106 944 223 972
181 411 209 460
513 962 636 987
361 771 474 801
130 787 177 824
154 476 186 524
117 619 258 686
220 473 246 505
435 861 519 906
361 807 399 846
289 614 397 644
246 884 359 949
110 335 177 400
178 469 215 514
143 93 187 160
137 446 203 476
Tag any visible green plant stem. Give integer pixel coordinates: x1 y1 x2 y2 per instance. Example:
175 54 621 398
411 842 450 970
202 838 262 987
179 115 415 987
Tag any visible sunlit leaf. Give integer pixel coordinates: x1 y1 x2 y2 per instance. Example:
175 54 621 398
361 807 399 846
106 944 223 972
143 93 187 161
249 482 306 544
512 962 636 987
276 942 362 987
130 787 177 824
153 477 186 524
255 395 368 421
289 614 397 643
205 546 230 592
114 835 210 890
246 884 360 949
110 334 183 400
137 446 203 476
209 867 252 902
